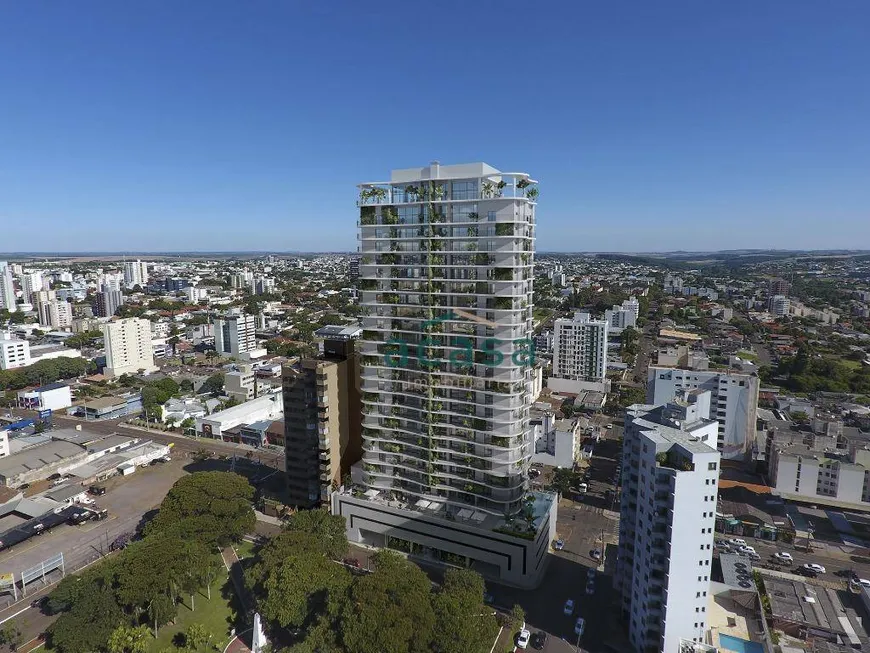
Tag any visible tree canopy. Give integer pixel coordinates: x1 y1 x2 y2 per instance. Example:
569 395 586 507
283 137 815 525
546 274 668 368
0 356 90 391
145 471 255 546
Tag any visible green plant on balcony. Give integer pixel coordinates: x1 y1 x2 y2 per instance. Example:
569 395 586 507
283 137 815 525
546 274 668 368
430 255 445 265
405 184 420 201
495 223 514 236
466 243 478 251
359 279 377 291
390 267 401 278
496 180 506 195
361 255 373 264
492 436 509 448
432 184 445 200
363 463 377 473
492 268 513 281
526 186 539 201
360 206 376 224
472 418 487 431
520 253 531 264
467 226 478 237
377 253 400 265
493 297 513 310
481 181 494 198
382 207 399 224
430 210 445 223
516 178 530 194
474 253 491 265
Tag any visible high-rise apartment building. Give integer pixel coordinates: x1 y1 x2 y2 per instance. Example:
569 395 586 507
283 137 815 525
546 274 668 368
769 278 790 295
94 285 124 318
282 325 362 508
214 312 257 357
34 290 72 329
548 311 608 393
332 162 555 589
0 262 16 312
647 367 759 460
21 271 44 302
769 295 790 317
123 260 149 287
616 390 721 653
605 296 640 331
102 318 158 377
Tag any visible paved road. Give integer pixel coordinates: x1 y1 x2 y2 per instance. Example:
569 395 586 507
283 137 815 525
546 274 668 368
723 533 870 584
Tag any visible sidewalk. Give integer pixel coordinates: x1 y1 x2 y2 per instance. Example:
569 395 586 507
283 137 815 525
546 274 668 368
221 547 254 615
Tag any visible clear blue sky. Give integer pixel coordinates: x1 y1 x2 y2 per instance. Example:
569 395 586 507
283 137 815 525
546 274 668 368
1 1 868 253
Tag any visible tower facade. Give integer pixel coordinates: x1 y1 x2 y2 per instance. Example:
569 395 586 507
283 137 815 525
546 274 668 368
356 162 537 515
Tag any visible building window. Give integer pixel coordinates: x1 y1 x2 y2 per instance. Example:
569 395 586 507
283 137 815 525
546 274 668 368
708 462 717 471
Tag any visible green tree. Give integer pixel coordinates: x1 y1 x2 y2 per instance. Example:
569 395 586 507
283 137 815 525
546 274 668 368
108 624 152 653
339 551 435 653
48 585 126 653
259 540 351 630
508 603 526 632
0 624 22 650
200 373 225 396
431 568 498 653
184 623 213 652
145 472 255 546
282 509 348 560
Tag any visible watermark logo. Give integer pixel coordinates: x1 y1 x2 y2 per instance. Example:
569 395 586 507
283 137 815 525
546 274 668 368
383 310 535 369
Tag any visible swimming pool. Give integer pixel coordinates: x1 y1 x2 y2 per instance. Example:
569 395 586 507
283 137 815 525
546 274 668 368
718 634 764 653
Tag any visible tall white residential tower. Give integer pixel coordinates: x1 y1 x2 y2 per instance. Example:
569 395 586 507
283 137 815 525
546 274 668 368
123 260 149 287
214 312 257 357
0 262 16 312
102 318 157 377
616 390 721 653
549 311 609 392
647 367 759 460
333 162 555 589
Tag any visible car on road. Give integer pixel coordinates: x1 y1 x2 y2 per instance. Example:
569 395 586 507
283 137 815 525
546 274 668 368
563 599 575 615
715 542 731 552
591 548 602 561
30 596 47 610
797 566 818 578
530 631 548 650
553 539 564 551
89 485 106 496
737 545 756 554
803 563 826 574
587 568 596 580
773 552 793 563
574 617 586 636
576 483 588 493
728 538 747 547
516 628 531 649
585 580 595 595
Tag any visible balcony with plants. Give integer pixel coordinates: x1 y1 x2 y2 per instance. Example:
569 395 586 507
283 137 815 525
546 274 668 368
655 450 696 472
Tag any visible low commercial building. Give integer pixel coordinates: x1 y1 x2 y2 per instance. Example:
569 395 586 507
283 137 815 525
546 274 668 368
29 344 82 365
0 439 91 487
75 394 143 420
16 382 73 411
196 394 283 440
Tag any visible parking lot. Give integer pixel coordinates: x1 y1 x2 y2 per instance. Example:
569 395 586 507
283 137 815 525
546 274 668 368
0 457 187 606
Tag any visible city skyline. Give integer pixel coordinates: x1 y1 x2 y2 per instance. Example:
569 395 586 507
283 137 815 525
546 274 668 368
2 2 869 252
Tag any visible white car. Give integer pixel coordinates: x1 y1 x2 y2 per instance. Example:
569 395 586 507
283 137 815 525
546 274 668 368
773 552 793 563
728 538 747 547
78 497 95 505
737 545 756 554
516 629 531 649
858 579 870 588
574 617 586 636
591 548 602 561
563 599 575 616
803 563 826 574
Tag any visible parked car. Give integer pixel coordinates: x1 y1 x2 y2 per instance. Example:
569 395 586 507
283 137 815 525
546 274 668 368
531 631 548 650
563 599 575 616
516 628 531 650
574 617 586 636
553 539 564 551
727 538 747 547
773 552 793 563
576 483 588 493
585 580 595 595
591 548 602 561
797 566 818 578
715 542 731 552
89 485 106 496
803 563 826 574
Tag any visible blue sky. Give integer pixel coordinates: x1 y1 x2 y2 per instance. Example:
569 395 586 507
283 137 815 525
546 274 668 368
1 1 868 253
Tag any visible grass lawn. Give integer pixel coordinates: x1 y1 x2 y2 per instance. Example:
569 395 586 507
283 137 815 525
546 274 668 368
736 350 758 362
148 576 241 652
234 539 257 560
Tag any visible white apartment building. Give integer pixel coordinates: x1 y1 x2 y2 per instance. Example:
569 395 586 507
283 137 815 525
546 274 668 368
102 318 158 377
185 286 208 303
616 390 721 653
769 442 870 509
647 367 759 460
122 260 149 287
0 262 16 312
0 335 31 370
214 312 257 357
21 271 44 301
605 297 640 332
548 311 608 394
769 295 790 317
225 366 256 402
334 161 556 589
34 290 72 329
